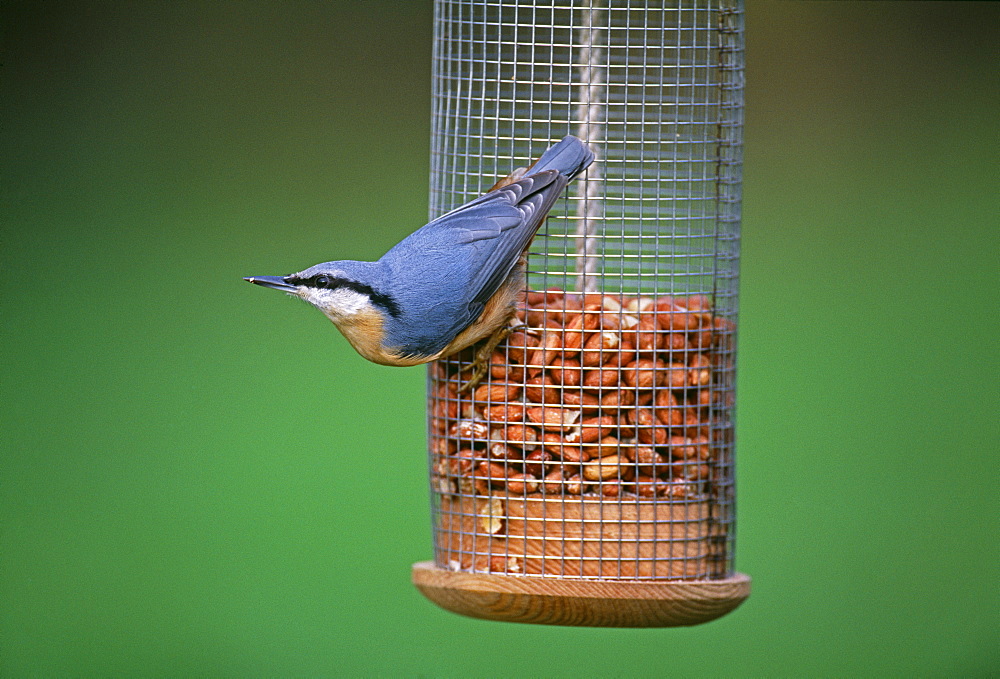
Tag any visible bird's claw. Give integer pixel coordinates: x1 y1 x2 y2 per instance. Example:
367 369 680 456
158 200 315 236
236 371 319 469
458 362 488 393
458 323 518 393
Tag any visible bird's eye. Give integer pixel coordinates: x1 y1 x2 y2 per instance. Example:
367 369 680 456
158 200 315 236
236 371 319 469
314 275 331 288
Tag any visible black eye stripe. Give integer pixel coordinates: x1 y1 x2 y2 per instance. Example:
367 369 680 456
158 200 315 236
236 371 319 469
288 275 401 319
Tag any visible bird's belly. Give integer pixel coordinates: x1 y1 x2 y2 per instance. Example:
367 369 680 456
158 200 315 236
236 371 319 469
438 268 524 359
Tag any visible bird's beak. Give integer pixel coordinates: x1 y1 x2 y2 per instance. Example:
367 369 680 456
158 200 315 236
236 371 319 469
244 275 297 292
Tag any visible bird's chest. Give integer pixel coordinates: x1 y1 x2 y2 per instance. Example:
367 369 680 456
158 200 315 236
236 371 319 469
439 270 524 356
328 308 402 366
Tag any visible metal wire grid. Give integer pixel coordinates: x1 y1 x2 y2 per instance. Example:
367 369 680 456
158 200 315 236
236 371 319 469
426 0 743 580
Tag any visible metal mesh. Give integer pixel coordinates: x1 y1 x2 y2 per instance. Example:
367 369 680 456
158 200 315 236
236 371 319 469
426 0 743 580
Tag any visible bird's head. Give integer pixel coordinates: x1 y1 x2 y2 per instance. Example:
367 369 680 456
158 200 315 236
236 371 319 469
244 260 399 326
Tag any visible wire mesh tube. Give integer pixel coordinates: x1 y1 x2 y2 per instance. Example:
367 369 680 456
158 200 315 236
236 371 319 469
425 0 744 585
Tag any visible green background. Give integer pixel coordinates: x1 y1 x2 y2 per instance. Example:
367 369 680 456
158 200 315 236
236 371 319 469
3 1 997 676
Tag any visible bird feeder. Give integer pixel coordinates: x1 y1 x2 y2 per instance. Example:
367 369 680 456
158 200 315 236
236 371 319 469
412 0 750 627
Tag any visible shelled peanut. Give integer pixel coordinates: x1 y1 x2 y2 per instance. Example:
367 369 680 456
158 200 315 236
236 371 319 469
428 289 735 501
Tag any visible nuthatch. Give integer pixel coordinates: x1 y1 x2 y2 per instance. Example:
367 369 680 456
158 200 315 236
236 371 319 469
245 135 595 387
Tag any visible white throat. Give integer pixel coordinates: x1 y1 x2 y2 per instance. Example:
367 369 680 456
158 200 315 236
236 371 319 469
298 286 374 321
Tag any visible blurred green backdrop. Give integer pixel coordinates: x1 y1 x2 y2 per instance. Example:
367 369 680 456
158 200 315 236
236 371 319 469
2 1 996 676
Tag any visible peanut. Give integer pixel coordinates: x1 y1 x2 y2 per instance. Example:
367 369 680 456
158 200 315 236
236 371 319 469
654 296 699 331
633 475 662 498
599 388 635 410
524 449 554 477
662 362 689 389
561 390 601 412
501 424 540 450
504 472 539 494
580 330 619 367
489 350 525 382
600 481 623 497
483 402 526 423
524 375 560 404
602 339 637 369
661 332 690 353
687 353 712 386
541 469 584 495
473 381 521 403
621 358 664 389
504 330 539 365
654 389 683 427
525 405 580 431
624 296 655 314
562 314 585 353
582 368 620 390
666 435 697 460
488 441 518 461
663 478 697 499
548 357 583 387
689 328 714 350
450 419 490 441
579 415 616 443
629 408 669 446
450 448 480 475
583 455 628 481
632 316 660 353
475 460 508 488
547 432 594 463
527 327 565 374
477 497 505 534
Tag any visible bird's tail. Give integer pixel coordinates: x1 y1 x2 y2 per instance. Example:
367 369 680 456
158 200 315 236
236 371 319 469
529 135 596 180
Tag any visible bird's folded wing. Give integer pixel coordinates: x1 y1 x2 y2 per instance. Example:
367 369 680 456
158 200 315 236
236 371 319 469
419 169 569 318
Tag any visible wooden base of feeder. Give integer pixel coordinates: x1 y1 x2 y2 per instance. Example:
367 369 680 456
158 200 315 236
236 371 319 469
412 562 750 627
412 494 749 626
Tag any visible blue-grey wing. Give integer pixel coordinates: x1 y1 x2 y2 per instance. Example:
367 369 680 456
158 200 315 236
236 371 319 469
427 136 594 308
393 169 568 327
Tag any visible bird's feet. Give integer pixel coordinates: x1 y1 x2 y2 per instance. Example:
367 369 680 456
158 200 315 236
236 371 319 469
458 322 526 393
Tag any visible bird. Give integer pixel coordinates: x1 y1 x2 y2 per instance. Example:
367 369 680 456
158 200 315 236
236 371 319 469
244 135 595 389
